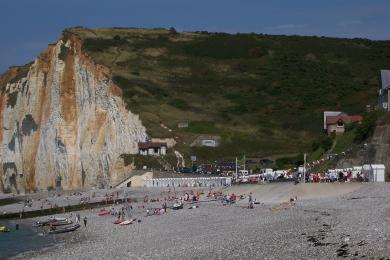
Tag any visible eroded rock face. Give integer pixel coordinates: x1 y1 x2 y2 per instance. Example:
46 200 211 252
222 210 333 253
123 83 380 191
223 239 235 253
0 34 147 193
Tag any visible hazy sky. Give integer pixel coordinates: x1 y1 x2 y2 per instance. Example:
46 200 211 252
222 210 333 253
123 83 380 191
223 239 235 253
1 0 390 72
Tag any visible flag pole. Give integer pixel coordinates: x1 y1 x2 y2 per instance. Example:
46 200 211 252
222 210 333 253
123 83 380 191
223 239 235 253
243 155 246 172
303 153 307 183
235 157 238 180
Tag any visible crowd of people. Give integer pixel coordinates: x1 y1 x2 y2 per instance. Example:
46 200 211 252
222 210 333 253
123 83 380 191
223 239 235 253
301 171 366 183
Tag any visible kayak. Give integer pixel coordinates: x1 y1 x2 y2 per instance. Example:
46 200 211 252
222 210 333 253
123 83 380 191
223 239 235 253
119 220 132 225
98 209 110 216
119 219 136 225
48 224 80 235
0 226 10 232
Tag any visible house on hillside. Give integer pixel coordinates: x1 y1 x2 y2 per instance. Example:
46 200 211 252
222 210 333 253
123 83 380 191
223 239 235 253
177 121 189 128
323 111 344 130
378 70 390 112
190 135 221 147
325 114 363 135
138 142 167 156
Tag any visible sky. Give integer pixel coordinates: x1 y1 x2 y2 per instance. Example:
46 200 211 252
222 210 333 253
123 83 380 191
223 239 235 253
1 0 390 72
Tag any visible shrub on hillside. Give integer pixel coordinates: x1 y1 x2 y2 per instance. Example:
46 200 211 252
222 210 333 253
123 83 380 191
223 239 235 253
311 135 334 152
354 111 380 143
168 98 189 110
276 154 304 169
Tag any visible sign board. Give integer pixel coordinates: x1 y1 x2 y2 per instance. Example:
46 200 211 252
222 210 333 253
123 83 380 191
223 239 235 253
190 156 197 161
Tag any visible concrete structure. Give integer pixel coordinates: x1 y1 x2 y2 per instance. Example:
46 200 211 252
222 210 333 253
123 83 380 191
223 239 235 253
144 177 232 188
191 135 221 147
362 164 386 182
379 70 390 111
116 171 153 188
138 142 167 156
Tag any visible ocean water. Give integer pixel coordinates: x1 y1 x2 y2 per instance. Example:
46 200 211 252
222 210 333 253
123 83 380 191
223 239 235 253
0 221 53 259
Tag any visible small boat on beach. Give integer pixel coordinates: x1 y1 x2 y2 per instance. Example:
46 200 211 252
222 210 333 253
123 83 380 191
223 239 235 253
52 219 73 226
33 218 72 227
119 219 136 225
113 219 122 224
0 225 10 232
172 200 183 210
98 209 110 216
48 224 80 234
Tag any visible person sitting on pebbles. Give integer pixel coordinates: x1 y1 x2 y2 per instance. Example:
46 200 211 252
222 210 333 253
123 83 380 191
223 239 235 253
248 192 254 209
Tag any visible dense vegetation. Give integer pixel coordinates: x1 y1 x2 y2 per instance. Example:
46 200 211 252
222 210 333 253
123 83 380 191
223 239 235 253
55 28 390 163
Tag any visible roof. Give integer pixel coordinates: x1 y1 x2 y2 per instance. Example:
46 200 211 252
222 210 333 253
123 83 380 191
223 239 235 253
371 164 385 169
380 70 390 90
196 135 221 141
323 111 343 129
326 115 362 125
138 142 167 149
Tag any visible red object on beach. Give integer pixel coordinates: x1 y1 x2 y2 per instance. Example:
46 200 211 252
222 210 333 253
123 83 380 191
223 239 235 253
113 219 122 224
98 209 110 216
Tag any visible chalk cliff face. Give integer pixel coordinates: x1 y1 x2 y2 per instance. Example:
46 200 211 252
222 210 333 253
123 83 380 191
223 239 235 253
0 33 147 193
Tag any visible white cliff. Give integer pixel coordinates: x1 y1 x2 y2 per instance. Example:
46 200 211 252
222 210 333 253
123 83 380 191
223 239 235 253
0 33 147 193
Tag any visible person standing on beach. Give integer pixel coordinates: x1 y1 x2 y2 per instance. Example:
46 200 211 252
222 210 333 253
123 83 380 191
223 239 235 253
83 216 87 227
248 192 254 209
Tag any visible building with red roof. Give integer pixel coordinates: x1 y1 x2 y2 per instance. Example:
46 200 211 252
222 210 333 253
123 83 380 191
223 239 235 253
325 114 363 135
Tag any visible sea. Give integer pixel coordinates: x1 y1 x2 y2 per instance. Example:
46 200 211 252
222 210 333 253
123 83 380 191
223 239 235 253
0 220 54 259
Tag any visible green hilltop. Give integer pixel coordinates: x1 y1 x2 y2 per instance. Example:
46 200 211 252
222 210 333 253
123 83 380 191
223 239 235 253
64 28 390 163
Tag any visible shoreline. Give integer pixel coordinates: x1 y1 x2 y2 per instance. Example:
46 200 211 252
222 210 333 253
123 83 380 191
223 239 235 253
0 186 216 220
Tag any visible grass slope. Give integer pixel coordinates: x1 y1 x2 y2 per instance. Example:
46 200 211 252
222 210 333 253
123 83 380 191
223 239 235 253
11 27 390 163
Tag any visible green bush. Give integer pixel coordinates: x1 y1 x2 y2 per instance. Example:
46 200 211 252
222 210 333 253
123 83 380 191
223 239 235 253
58 44 70 61
354 111 380 143
168 98 189 110
276 154 304 169
7 92 18 108
311 135 333 152
82 37 127 52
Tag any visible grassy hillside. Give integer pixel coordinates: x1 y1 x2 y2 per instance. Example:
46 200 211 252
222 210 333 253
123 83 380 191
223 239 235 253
52 28 390 162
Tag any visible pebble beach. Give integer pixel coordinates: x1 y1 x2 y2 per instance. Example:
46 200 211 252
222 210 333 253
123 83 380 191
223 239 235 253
5 182 390 259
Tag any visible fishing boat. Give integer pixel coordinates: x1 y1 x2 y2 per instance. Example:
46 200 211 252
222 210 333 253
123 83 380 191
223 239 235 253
48 224 80 234
0 225 10 232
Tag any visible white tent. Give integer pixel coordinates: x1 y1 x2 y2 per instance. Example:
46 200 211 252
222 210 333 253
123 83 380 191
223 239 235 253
362 164 386 182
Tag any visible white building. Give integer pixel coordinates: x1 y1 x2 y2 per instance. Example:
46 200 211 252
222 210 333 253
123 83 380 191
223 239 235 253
138 142 167 156
144 177 232 188
362 164 386 182
190 135 221 148
379 70 390 111
323 111 343 130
